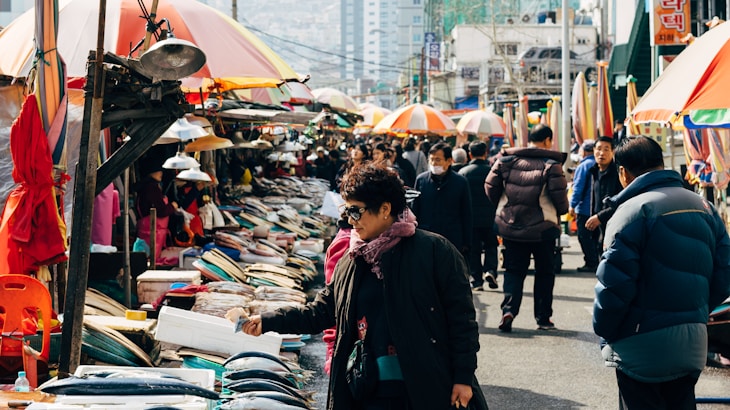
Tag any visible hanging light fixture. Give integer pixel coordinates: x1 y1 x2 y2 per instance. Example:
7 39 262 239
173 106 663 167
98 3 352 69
164 117 209 142
138 19 206 81
162 152 200 170
176 167 212 182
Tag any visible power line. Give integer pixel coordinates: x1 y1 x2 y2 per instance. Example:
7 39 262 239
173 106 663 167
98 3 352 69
241 21 414 72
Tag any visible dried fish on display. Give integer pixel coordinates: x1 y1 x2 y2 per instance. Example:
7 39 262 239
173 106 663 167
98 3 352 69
221 391 313 410
192 291 253 318
205 281 256 297
85 289 128 316
39 372 219 399
254 286 307 304
222 378 313 403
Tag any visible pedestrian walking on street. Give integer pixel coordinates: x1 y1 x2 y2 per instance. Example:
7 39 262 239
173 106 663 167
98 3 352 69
585 136 622 246
569 140 598 272
485 124 569 332
412 142 473 260
459 140 499 290
594 136 730 409
236 164 488 410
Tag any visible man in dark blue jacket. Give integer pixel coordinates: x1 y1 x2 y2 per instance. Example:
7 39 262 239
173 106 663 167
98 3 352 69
412 142 473 260
594 136 730 409
459 141 499 290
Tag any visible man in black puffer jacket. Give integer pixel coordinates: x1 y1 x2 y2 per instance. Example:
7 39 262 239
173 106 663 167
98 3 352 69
485 124 569 332
594 136 730 409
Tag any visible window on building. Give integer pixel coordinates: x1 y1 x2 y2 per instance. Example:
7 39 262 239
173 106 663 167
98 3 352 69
0 0 10 12
413 34 421 42
413 0 421 4
494 43 519 56
413 15 422 24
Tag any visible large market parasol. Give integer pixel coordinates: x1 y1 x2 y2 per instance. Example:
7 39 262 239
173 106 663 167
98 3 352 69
632 20 730 128
0 0 304 94
625 75 642 135
455 109 506 138
571 71 594 145
373 103 457 136
311 88 360 114
515 96 530 148
0 0 68 277
548 97 562 151
232 82 315 106
503 104 516 148
595 61 614 137
357 105 392 128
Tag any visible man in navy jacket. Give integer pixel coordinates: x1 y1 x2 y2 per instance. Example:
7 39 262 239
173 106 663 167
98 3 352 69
594 136 730 409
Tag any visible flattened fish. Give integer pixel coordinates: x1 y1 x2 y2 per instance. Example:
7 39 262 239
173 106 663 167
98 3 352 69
40 376 219 400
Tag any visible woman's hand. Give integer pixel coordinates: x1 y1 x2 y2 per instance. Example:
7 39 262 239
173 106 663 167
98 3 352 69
242 315 263 336
450 383 473 408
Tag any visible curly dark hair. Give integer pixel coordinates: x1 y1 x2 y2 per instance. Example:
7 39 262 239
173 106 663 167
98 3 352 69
340 163 406 217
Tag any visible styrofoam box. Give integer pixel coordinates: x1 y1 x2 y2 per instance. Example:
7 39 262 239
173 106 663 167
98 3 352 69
136 270 201 305
155 306 282 356
45 365 214 409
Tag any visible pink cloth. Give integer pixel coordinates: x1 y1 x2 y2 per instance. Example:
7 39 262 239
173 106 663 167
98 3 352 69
91 184 116 246
322 227 352 375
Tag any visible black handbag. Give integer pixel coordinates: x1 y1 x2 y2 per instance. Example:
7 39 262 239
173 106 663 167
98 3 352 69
345 339 378 400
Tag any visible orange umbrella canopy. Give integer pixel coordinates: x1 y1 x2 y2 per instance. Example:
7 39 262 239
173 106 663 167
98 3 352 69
633 20 730 128
374 104 457 136
571 71 594 145
0 0 303 91
595 61 614 137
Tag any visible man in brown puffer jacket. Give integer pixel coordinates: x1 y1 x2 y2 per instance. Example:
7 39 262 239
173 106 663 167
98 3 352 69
485 124 569 332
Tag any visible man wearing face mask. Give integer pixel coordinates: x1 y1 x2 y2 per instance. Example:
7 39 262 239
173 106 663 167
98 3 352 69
412 142 473 263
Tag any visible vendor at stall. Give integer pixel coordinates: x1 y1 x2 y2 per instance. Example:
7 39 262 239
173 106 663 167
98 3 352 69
135 162 179 263
173 170 212 246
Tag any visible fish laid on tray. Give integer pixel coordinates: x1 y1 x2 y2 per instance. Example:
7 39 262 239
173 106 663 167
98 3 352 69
39 370 219 400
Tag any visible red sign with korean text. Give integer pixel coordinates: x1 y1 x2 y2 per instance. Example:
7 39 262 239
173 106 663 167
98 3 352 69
651 0 690 46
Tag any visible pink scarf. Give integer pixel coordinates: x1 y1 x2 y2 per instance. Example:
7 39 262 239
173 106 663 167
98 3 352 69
349 208 417 279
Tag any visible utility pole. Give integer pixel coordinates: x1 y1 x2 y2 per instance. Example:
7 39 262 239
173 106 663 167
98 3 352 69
560 0 570 156
419 46 425 104
408 24 413 104
232 0 237 21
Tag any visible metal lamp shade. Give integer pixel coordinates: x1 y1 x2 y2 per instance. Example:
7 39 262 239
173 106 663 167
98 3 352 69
162 152 200 170
139 37 206 81
176 167 212 182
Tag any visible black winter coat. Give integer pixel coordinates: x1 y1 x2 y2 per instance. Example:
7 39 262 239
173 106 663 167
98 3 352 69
588 160 622 226
261 229 487 410
459 158 495 229
412 169 473 250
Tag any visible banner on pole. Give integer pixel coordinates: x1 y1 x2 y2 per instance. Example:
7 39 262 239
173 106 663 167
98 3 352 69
650 0 690 46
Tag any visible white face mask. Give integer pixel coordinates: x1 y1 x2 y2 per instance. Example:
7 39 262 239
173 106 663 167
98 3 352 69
429 165 445 175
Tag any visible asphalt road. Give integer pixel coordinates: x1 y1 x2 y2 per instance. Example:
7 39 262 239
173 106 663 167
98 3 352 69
300 235 730 409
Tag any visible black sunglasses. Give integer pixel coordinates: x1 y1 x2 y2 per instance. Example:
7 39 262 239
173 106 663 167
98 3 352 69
340 205 368 221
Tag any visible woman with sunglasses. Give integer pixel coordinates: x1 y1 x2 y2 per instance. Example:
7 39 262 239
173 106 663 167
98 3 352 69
236 163 487 410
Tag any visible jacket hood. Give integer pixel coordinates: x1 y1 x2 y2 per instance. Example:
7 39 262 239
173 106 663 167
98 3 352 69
503 147 566 163
608 169 684 208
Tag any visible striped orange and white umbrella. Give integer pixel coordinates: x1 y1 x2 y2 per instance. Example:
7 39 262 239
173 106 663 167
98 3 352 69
374 103 457 136
571 71 595 144
456 109 506 138
595 61 614 137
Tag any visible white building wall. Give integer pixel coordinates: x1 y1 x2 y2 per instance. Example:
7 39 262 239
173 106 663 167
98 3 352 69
0 0 34 28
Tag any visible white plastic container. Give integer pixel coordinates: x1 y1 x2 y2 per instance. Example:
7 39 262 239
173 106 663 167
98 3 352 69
155 306 282 356
45 365 215 409
136 270 201 305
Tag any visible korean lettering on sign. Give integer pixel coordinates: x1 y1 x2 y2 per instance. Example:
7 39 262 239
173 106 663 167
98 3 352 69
650 0 690 46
